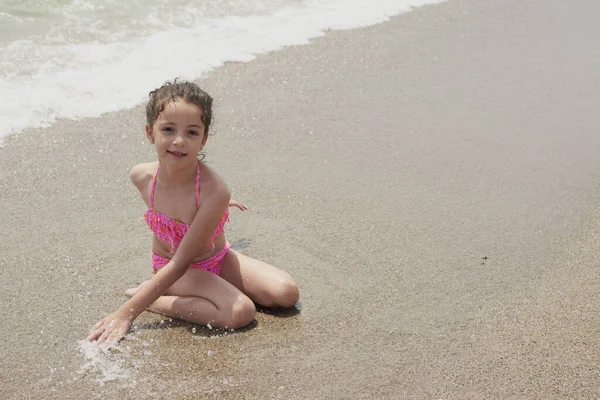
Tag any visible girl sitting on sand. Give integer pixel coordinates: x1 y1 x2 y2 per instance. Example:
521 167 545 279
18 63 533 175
87 80 299 345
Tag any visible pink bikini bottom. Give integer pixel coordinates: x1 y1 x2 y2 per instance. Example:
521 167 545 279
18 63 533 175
151 241 230 275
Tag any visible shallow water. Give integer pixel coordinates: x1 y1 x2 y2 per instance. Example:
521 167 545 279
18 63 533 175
0 0 444 144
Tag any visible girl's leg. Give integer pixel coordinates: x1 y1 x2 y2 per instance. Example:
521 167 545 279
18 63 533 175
125 268 255 329
219 250 299 308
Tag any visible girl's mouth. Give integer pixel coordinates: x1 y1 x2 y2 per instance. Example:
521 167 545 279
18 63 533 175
167 150 187 158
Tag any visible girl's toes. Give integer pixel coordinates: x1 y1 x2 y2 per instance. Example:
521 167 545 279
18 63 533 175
124 280 150 298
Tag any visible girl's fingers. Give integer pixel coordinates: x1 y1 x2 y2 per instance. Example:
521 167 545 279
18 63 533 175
97 327 112 345
229 201 248 210
107 331 124 346
88 317 130 346
87 322 105 341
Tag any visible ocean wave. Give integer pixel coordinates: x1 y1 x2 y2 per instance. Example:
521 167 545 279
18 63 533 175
0 0 446 144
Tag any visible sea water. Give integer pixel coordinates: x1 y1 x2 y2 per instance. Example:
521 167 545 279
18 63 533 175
0 0 445 144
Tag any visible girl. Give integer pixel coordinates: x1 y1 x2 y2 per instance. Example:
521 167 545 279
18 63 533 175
87 80 299 345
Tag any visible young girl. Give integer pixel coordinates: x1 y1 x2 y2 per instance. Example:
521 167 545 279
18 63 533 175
87 80 299 345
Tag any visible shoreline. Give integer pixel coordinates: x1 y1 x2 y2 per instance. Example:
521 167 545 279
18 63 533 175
0 0 448 146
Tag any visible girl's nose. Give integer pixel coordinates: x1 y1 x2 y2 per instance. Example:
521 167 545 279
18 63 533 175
173 134 185 145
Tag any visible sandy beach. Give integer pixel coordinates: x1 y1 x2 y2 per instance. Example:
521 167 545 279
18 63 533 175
2 0 600 398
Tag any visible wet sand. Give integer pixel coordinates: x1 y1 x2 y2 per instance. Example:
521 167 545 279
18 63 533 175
2 0 600 398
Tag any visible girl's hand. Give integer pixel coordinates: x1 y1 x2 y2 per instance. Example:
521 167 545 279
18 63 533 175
87 311 133 345
229 200 248 211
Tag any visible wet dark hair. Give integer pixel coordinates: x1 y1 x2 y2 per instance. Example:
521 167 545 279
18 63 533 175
146 79 213 135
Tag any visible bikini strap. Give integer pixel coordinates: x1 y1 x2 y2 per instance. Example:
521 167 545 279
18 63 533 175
195 161 201 206
149 164 159 208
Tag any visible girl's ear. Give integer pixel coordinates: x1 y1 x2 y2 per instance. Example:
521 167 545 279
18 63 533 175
145 124 154 144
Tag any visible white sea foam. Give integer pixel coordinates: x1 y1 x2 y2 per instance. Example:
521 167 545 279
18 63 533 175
0 0 446 144
77 340 132 385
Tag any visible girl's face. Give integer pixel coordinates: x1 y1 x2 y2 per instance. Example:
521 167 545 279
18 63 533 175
146 99 207 166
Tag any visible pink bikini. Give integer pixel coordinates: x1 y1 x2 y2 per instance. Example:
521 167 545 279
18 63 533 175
144 162 230 275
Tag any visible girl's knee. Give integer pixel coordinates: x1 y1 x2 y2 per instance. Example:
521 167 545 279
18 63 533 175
224 295 255 329
272 279 299 308
281 280 300 308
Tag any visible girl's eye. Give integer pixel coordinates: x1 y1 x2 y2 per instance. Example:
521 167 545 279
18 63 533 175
188 131 199 136
162 127 174 133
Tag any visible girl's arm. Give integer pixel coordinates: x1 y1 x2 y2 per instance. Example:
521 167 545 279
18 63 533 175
87 174 230 345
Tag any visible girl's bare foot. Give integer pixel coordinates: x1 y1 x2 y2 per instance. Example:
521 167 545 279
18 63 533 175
124 280 150 298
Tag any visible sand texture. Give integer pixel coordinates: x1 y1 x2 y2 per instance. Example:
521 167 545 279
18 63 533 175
2 0 600 398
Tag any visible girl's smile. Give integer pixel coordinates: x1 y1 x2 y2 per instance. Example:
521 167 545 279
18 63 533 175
167 150 187 158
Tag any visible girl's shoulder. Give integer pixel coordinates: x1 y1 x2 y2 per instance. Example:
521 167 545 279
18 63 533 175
129 161 158 192
198 162 223 185
198 163 230 199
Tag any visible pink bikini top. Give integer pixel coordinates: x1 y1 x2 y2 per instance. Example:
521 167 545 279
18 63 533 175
144 162 229 253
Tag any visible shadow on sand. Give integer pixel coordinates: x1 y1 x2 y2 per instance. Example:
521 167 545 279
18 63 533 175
132 302 301 338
